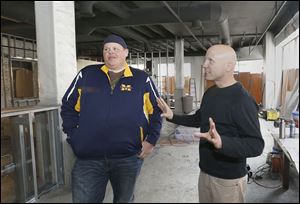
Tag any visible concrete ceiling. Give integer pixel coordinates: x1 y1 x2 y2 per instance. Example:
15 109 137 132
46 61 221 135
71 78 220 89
1 1 299 59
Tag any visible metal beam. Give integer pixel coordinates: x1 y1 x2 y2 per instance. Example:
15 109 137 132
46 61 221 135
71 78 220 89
94 1 130 19
185 40 198 51
250 1 287 55
131 26 157 38
162 1 207 51
146 25 166 38
109 27 149 43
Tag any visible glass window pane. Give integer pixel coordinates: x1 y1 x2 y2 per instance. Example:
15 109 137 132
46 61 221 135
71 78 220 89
33 111 56 193
1 114 34 202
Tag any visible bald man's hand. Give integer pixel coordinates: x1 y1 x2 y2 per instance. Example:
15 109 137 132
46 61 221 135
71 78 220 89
157 97 173 120
194 117 222 149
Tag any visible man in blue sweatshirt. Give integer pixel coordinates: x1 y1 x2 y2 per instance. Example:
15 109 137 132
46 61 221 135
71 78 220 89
157 44 264 203
61 34 162 203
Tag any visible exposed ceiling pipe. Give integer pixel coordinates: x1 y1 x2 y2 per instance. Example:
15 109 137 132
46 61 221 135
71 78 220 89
146 25 166 38
185 40 198 51
1 24 34 31
110 27 149 43
76 1 96 18
142 33 262 41
162 1 207 51
150 43 165 52
131 26 157 38
94 1 130 19
1 16 22 23
211 4 231 46
160 41 174 50
77 1 130 19
218 18 231 46
109 27 150 51
77 3 227 38
1 2 35 25
249 1 287 55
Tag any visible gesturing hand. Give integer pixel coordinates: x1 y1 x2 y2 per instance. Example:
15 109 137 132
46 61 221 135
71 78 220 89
194 117 222 149
156 97 173 120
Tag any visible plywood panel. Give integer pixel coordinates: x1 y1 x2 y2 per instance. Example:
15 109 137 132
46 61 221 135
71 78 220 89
238 72 251 90
184 76 190 95
281 69 299 107
169 77 175 95
250 73 262 104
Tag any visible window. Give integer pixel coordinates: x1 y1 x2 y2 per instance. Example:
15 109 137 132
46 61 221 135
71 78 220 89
1 34 39 109
235 60 263 73
12 59 38 99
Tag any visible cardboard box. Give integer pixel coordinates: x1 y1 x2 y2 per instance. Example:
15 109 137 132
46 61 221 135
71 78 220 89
15 69 34 98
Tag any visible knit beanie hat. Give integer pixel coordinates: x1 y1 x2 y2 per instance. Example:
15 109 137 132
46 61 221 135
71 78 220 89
103 34 127 49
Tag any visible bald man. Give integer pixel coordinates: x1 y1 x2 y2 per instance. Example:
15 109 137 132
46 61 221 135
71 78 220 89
157 44 264 203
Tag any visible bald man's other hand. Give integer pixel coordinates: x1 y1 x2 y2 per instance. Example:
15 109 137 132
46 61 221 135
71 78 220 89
194 117 222 149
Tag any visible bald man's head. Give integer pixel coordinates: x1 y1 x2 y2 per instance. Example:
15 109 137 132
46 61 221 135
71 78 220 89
203 44 238 87
207 44 237 67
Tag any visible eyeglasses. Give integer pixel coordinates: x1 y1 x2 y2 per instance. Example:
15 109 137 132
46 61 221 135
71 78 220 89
103 47 123 53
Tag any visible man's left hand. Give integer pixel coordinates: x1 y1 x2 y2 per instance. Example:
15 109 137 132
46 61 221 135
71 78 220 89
138 141 154 159
194 117 222 149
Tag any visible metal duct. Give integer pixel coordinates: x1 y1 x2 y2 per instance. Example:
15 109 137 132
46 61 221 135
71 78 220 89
162 1 207 51
163 2 231 49
110 27 148 43
219 18 231 46
77 1 130 19
77 2 231 46
77 1 95 18
211 4 232 46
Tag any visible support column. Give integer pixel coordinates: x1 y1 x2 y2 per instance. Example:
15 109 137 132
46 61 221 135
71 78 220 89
35 1 77 105
263 32 276 108
174 38 185 114
35 1 77 187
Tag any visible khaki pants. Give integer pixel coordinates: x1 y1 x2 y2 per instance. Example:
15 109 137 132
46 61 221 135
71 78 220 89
198 171 247 203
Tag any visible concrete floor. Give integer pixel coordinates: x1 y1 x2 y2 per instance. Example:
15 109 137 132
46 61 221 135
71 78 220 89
37 119 299 203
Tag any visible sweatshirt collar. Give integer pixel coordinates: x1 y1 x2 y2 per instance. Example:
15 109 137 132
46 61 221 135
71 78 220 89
101 63 133 77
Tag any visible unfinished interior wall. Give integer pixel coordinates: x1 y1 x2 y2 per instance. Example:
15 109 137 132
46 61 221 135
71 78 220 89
281 69 299 106
185 56 204 102
206 72 263 104
280 69 299 119
275 29 299 110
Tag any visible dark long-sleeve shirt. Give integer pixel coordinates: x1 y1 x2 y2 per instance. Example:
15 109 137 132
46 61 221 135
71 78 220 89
169 82 264 179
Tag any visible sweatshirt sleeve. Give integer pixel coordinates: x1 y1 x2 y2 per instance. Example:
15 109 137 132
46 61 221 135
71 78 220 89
143 76 162 145
60 71 83 136
217 96 265 159
167 109 201 128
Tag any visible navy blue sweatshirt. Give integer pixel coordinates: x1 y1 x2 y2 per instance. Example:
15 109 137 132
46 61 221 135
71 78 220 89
61 64 162 159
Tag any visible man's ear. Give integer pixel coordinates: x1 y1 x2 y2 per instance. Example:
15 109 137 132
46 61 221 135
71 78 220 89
226 62 235 72
125 49 129 58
